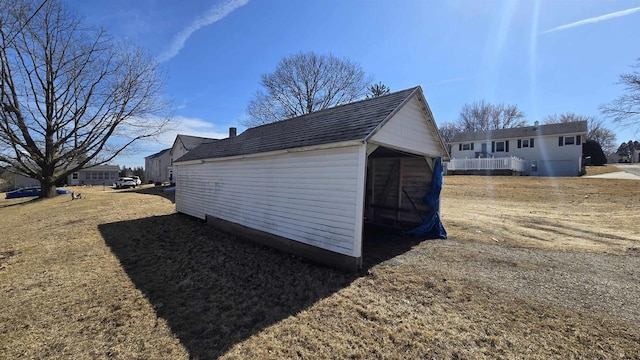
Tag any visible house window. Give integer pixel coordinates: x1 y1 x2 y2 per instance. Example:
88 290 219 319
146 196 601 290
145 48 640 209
92 172 97 180
72 173 79 180
98 172 104 180
85 172 91 180
496 141 505 152
564 136 575 145
459 143 474 151
518 138 535 148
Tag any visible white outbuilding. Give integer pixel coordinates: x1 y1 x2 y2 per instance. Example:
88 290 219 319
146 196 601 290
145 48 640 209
174 86 448 270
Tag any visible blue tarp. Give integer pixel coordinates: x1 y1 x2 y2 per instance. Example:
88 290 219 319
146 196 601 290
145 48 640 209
408 157 447 239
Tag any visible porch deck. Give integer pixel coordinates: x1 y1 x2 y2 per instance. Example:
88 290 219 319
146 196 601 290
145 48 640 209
446 156 525 176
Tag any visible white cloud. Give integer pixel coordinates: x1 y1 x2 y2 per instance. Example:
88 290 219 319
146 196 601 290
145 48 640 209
157 0 249 62
156 115 231 146
539 6 640 35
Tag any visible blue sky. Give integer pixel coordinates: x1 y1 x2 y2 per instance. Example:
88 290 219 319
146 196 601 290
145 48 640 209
64 0 640 167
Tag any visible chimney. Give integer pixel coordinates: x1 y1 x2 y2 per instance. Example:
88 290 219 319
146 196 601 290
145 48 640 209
534 121 539 127
229 127 237 138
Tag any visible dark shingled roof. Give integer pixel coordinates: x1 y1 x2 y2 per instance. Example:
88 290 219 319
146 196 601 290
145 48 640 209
81 164 120 171
176 135 218 151
177 87 420 162
145 148 170 159
451 121 588 143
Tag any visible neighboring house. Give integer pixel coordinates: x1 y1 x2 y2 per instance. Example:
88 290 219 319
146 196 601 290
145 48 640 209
173 86 448 270
448 121 588 177
607 153 622 164
5 164 119 188
144 148 171 184
168 134 218 183
68 165 120 186
12 173 40 188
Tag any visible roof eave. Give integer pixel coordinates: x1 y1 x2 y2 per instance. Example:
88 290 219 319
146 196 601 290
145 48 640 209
175 139 365 165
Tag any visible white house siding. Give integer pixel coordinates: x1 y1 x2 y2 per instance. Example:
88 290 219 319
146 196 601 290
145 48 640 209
145 150 171 183
13 174 39 188
171 141 188 165
370 96 442 157
176 145 364 257
451 134 584 176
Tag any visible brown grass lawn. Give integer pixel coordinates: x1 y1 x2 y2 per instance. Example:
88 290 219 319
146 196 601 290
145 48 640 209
585 165 624 176
1 179 639 359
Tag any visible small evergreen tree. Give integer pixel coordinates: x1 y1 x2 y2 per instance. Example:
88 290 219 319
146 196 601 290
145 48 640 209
583 140 607 165
366 82 390 98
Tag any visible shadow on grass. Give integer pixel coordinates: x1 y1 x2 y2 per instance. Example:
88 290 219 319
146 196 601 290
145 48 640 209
99 213 424 358
112 185 175 203
0 197 42 209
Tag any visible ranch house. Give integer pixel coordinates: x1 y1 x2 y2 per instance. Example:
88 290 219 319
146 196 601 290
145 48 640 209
173 86 448 271
448 121 588 177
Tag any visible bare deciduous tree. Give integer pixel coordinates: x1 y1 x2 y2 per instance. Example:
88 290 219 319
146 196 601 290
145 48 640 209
244 51 370 127
544 113 617 155
457 100 526 132
601 58 640 134
0 0 171 198
437 121 461 154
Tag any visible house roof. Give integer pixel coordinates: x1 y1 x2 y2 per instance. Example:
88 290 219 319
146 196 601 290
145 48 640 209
451 121 588 143
177 87 422 163
145 148 171 159
80 164 120 172
175 134 218 151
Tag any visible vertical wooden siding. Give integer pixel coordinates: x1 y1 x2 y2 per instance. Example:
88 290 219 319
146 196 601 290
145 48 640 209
369 156 432 226
175 146 364 257
370 96 443 157
398 157 432 224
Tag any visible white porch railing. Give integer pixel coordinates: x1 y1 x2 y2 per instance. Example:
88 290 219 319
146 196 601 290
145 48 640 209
447 156 526 172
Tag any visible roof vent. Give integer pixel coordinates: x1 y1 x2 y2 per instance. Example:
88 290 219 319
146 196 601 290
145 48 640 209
229 127 237 138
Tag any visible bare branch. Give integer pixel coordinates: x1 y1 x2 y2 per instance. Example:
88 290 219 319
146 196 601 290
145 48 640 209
0 0 171 197
457 100 526 132
243 51 370 127
600 58 640 134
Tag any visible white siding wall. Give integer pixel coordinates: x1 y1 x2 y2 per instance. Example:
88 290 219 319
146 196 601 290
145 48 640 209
450 134 585 176
144 151 171 183
370 96 443 157
172 142 187 164
176 145 365 257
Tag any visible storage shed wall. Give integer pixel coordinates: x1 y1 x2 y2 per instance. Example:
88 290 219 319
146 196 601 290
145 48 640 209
371 96 443 157
175 145 365 257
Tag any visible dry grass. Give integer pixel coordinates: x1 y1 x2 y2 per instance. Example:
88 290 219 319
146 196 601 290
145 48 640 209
585 165 623 176
441 176 639 254
1 179 639 359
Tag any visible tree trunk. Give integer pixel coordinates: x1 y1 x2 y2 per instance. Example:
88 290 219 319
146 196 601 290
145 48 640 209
40 179 57 198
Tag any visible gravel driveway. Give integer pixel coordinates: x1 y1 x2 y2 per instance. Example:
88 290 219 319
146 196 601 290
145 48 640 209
391 239 640 326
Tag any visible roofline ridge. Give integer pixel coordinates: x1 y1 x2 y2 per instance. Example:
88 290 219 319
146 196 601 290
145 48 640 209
246 86 421 131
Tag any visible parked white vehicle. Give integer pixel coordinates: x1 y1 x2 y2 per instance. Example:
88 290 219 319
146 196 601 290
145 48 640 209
115 177 137 189
131 176 142 186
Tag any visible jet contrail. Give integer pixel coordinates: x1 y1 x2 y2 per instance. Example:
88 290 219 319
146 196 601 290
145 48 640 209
158 0 249 62
539 6 640 35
